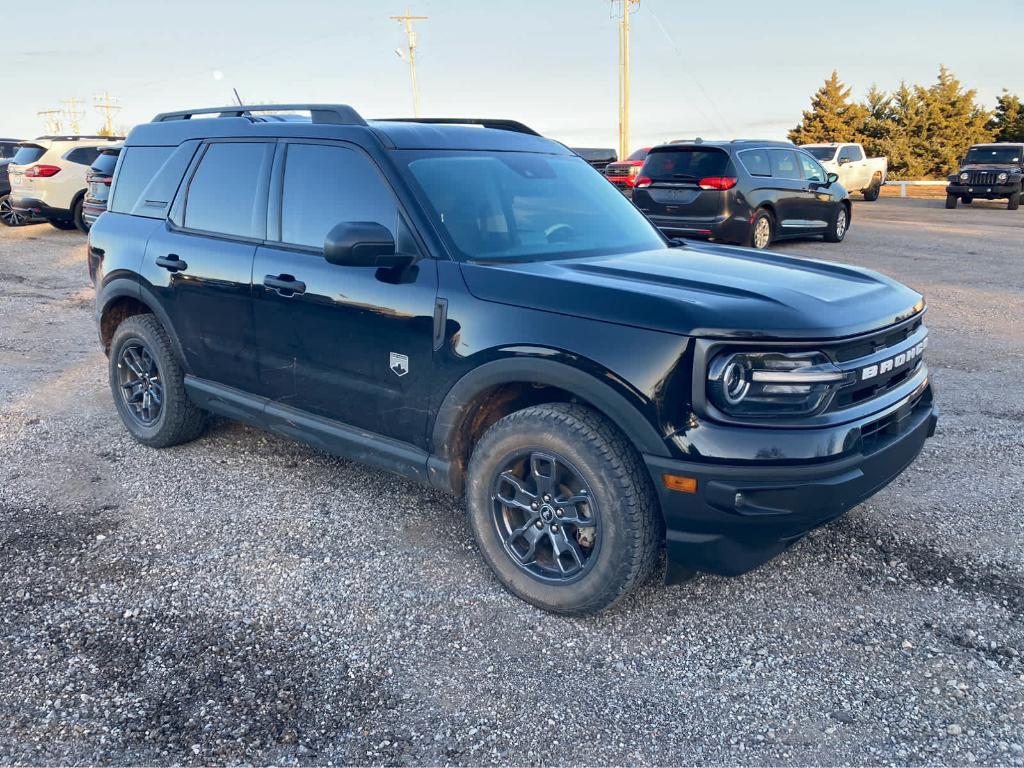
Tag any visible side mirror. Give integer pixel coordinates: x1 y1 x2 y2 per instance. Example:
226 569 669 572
837 157 850 166
826 172 840 185
323 221 411 268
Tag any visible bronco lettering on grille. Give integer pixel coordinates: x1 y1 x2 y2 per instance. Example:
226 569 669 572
860 337 928 381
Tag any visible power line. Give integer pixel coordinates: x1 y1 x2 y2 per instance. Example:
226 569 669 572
390 9 428 117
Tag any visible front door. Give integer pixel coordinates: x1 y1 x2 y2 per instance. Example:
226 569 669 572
141 140 274 390
767 148 817 233
796 151 836 231
251 141 438 448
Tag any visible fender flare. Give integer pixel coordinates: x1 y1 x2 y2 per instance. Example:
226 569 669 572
427 355 670 493
97 279 189 369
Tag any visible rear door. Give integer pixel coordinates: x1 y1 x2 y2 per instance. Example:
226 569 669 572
838 144 866 190
251 140 438 446
141 140 273 391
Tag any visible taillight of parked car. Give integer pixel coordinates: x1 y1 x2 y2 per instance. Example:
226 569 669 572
698 176 738 190
634 176 652 189
25 165 61 178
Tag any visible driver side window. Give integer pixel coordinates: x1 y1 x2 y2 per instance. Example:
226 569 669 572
798 153 826 183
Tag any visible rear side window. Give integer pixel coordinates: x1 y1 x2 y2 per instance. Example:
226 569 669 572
184 142 273 238
12 145 45 165
109 146 174 215
280 143 399 248
0 142 18 160
642 148 728 180
768 150 802 180
838 145 864 162
66 147 101 166
90 151 120 176
739 149 771 177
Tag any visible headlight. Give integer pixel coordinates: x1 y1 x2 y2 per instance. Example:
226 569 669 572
628 165 641 177
960 172 969 181
998 172 1008 182
707 351 850 417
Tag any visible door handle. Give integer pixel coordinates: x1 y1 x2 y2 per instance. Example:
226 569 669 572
263 274 306 296
155 254 188 272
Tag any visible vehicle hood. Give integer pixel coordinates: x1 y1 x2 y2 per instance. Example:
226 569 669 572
459 241 923 340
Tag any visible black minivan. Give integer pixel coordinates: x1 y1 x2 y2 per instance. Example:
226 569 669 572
631 140 851 249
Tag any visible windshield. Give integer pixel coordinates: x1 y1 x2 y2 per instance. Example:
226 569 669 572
401 151 666 262
90 150 120 175
626 147 649 161
642 147 728 180
803 146 836 161
965 146 1022 164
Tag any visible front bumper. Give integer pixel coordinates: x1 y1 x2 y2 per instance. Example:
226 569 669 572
946 182 1020 199
645 386 938 581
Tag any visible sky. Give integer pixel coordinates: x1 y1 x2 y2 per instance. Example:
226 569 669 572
7 0 1023 150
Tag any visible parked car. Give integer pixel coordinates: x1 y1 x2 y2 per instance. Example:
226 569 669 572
8 134 123 231
82 144 122 229
571 147 616 172
1 137 32 226
603 146 651 191
90 104 936 615
632 140 851 249
801 143 887 201
945 142 1023 210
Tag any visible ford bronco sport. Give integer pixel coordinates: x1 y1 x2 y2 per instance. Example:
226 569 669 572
90 104 938 615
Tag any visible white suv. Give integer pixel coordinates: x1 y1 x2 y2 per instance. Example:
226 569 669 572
9 135 123 231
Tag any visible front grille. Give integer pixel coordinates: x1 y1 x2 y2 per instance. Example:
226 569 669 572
967 170 999 185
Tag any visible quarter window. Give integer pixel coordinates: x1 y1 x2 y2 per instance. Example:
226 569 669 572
184 142 273 238
280 144 399 249
768 150 802 180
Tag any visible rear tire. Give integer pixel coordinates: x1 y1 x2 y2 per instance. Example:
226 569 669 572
466 403 660 615
1009 191 1021 211
109 314 208 448
862 178 881 201
945 194 958 209
746 208 773 250
72 197 88 232
0 194 28 227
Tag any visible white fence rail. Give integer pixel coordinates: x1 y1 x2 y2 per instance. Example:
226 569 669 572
884 180 947 197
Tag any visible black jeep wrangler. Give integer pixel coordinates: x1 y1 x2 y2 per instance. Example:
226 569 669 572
90 104 938 615
946 142 1024 209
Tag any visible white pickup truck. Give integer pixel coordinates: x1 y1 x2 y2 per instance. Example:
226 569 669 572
800 143 887 201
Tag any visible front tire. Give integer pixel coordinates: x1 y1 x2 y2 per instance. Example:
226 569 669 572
109 314 207 448
1009 191 1021 211
824 203 849 243
945 194 959 209
466 403 660 615
746 208 773 250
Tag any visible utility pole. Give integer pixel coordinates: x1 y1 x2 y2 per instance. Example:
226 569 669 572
390 8 428 117
61 97 84 135
37 109 63 134
613 0 640 161
93 92 122 136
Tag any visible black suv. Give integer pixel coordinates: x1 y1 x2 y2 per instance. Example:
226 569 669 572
632 140 851 250
1 138 28 226
90 104 937 615
946 143 1023 210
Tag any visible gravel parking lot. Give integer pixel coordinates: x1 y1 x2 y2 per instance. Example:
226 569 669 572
1 198 1022 766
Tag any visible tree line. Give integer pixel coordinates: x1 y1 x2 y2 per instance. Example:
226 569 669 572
788 67 1024 180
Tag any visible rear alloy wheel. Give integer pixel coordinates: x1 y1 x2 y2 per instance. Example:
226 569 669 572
466 403 660 615
0 195 28 227
748 209 773 250
945 194 959 209
825 204 849 243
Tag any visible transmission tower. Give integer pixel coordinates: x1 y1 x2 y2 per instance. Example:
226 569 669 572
94 92 122 136
390 9 428 117
37 109 63 134
61 97 85 135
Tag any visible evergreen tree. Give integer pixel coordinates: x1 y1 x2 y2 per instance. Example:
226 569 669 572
788 71 868 145
988 90 1024 142
885 82 930 179
914 65 992 177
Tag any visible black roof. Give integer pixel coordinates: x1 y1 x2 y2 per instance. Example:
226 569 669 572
129 104 569 155
651 139 796 152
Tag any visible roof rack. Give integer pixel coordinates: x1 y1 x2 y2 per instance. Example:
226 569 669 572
33 135 123 142
373 117 541 136
152 104 367 126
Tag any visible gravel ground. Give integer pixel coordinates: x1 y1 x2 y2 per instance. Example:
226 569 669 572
1 199 1022 766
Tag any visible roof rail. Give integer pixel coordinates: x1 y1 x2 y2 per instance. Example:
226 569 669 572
152 104 367 126
33 135 123 142
373 117 541 136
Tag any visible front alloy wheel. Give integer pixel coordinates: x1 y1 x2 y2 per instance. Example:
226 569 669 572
492 450 600 582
